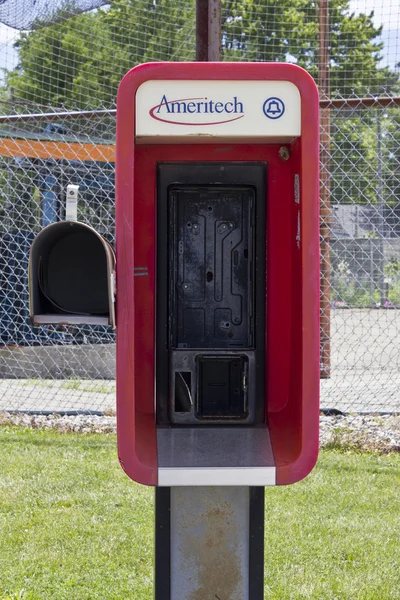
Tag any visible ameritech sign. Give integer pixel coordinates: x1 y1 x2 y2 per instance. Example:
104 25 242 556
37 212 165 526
150 95 245 125
136 80 301 140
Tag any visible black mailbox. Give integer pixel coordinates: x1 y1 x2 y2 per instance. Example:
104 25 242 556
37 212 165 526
28 221 115 328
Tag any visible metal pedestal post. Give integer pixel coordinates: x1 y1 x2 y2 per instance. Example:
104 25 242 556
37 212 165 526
155 486 264 600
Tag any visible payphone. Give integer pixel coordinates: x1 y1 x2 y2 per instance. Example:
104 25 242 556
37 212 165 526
115 62 320 487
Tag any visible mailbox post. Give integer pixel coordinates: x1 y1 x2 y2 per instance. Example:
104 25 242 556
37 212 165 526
29 62 319 599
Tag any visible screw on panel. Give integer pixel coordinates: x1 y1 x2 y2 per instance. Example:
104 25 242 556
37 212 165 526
279 146 291 161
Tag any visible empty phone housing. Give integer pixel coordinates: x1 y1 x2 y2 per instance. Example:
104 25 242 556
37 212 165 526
157 163 266 425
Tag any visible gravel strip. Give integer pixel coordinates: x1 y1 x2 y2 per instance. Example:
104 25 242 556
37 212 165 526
319 413 400 452
0 412 117 434
0 412 399 453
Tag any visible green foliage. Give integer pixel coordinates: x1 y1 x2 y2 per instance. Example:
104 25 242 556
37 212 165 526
332 278 376 307
332 259 374 306
6 0 195 110
330 108 400 207
384 261 400 305
332 257 400 307
385 260 400 277
7 12 105 109
382 107 400 206
331 112 378 205
222 0 398 96
327 1 397 97
0 164 41 233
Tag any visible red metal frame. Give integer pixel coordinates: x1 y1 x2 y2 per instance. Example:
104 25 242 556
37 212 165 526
116 62 319 486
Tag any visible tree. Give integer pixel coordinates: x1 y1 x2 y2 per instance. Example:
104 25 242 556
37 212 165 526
222 0 398 97
6 11 109 110
329 109 378 205
5 0 195 110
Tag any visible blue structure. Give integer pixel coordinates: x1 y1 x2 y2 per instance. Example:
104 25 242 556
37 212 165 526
41 171 58 227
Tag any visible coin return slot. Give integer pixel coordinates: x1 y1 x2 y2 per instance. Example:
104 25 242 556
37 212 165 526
174 372 192 412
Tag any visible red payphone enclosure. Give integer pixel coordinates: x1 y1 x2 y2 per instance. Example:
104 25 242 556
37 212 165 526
116 62 320 487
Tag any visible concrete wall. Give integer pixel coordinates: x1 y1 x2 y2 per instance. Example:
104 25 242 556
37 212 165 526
0 344 116 379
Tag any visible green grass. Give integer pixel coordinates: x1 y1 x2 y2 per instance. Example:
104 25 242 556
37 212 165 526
0 428 399 599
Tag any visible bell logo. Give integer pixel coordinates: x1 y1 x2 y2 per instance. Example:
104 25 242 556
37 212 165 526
263 97 285 120
149 95 245 126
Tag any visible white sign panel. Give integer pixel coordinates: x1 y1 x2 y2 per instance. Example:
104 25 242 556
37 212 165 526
136 80 301 141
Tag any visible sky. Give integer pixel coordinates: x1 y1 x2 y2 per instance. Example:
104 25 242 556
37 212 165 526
0 0 398 85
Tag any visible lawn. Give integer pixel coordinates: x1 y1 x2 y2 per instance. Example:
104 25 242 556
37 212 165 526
0 427 399 600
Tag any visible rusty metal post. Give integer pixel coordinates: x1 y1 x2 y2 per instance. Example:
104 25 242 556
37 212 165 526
196 0 221 61
208 0 221 61
319 0 331 378
155 487 264 599
196 0 209 61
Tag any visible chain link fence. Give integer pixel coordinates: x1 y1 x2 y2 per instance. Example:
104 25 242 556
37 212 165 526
0 0 399 414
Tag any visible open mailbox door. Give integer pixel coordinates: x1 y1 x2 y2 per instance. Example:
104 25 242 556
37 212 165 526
28 221 116 328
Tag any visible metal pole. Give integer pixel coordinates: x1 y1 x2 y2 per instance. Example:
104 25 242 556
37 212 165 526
370 238 375 307
208 0 221 61
319 0 331 378
196 0 221 61
155 487 264 599
40 170 58 227
196 0 209 61
377 113 386 306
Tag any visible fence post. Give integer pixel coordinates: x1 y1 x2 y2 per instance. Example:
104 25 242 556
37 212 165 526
196 0 221 61
377 112 386 306
319 0 331 378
